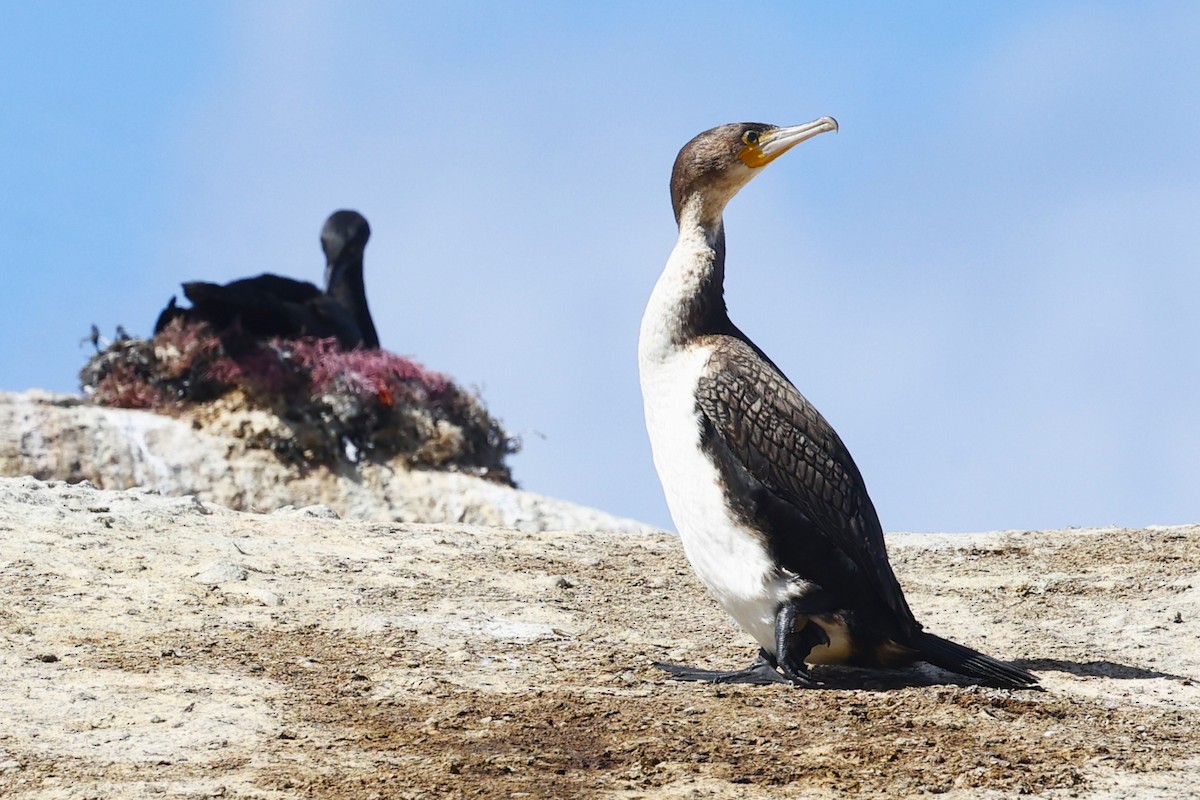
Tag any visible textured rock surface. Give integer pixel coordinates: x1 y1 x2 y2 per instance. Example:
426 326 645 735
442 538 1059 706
0 477 1198 798
0 390 656 534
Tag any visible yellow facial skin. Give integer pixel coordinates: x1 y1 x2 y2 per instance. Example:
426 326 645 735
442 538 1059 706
738 116 839 169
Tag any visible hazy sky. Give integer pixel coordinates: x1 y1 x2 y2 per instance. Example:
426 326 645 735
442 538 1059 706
3 2 1199 533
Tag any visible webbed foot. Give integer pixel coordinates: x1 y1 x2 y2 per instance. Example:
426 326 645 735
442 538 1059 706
655 650 819 687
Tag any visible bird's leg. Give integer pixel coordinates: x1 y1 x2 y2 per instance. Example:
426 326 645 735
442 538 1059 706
655 595 837 687
772 599 830 687
654 649 792 685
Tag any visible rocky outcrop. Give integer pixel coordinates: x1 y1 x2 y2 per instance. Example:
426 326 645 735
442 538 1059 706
0 390 656 534
79 327 519 484
0 476 1197 798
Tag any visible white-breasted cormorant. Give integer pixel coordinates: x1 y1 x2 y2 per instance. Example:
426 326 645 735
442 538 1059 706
637 119 1037 689
154 210 379 350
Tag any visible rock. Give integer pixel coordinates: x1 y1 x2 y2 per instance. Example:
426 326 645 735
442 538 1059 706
1 476 1199 797
191 562 249 585
0 390 657 534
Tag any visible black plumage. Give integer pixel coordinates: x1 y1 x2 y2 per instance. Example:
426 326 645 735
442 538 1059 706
695 337 917 634
154 210 379 350
695 336 1035 687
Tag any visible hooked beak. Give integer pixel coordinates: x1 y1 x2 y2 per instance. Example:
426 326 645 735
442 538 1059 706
739 116 839 169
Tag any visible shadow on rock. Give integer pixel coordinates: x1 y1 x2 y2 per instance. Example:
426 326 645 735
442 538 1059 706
1015 658 1194 682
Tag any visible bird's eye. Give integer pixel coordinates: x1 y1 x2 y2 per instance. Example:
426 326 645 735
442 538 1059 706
742 130 760 145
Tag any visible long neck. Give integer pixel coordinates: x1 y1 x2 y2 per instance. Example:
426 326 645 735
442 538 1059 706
326 256 380 349
640 196 733 360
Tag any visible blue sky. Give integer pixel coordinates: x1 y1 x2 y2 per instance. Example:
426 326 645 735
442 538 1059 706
3 2 1199 533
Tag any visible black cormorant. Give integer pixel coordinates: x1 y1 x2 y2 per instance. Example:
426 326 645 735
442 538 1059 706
154 210 379 350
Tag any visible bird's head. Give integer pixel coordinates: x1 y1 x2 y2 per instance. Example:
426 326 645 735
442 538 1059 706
670 117 838 227
321 210 371 267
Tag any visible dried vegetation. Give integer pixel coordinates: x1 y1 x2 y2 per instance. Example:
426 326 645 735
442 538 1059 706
79 320 518 483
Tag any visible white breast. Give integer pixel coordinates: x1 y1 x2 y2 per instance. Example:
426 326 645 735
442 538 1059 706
638 262 798 654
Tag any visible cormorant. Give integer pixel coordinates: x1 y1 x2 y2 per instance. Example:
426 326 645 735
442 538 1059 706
637 119 1037 689
154 210 379 350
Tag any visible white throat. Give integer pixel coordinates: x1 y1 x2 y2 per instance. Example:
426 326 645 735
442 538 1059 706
637 200 721 368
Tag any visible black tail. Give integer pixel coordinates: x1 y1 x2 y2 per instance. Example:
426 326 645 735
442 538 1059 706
914 632 1039 689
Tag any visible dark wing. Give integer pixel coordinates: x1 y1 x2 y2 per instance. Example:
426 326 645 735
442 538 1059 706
220 274 323 305
183 274 323 309
695 336 918 633
179 275 358 346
